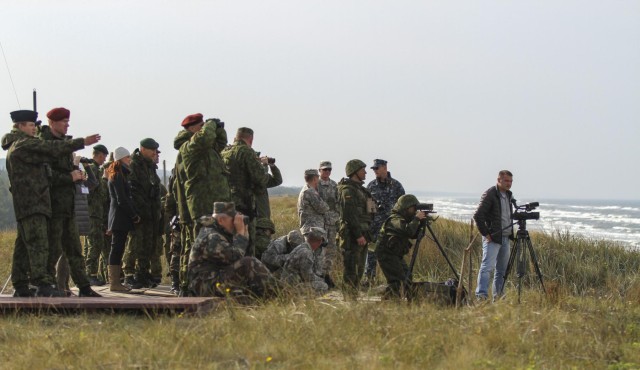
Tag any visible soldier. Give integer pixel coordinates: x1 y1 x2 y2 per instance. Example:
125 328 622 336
297 169 330 230
365 159 405 286
38 107 101 297
188 202 275 298
149 181 168 284
317 161 340 281
221 127 272 256
253 152 282 220
177 113 230 296
85 144 111 286
337 159 375 299
122 138 162 288
375 194 426 299
254 218 276 260
261 229 304 274
164 169 181 294
280 227 329 294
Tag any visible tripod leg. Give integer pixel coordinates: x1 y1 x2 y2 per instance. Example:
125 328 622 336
526 238 546 295
501 241 517 297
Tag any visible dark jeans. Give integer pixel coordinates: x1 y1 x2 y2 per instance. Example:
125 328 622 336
109 230 129 265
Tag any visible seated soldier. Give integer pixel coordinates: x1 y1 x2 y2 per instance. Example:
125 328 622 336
254 218 276 260
280 227 329 294
261 229 304 274
188 202 275 298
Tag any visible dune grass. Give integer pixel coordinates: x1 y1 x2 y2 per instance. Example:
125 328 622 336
0 195 639 369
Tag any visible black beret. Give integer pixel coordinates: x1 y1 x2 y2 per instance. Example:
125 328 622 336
10 110 38 123
140 138 160 150
93 144 109 155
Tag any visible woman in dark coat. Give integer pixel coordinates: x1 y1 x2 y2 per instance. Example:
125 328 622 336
106 147 140 291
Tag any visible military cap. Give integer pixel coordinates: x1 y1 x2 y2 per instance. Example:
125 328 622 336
46 107 70 121
370 159 388 169
140 138 160 150
181 113 204 127
345 159 367 177
319 161 332 170
114 147 130 161
10 110 38 123
93 144 109 155
213 202 236 216
286 229 304 246
256 218 276 233
301 226 327 241
305 169 319 177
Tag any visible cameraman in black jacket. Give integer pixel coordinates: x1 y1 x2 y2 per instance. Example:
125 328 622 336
473 170 514 301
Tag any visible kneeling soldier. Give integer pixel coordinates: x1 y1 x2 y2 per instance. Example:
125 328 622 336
261 229 304 274
280 227 329 294
375 194 426 299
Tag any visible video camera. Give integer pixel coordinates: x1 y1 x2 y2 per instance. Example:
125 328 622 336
79 157 95 164
512 200 540 221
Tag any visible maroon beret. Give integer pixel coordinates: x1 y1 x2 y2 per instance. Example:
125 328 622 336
46 107 70 121
181 113 204 127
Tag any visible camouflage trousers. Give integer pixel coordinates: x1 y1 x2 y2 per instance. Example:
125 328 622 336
84 217 111 277
188 257 275 298
12 214 55 287
47 215 90 288
169 230 182 275
254 230 272 260
123 220 157 277
321 225 338 275
149 232 165 278
375 247 411 298
179 222 196 290
339 234 368 297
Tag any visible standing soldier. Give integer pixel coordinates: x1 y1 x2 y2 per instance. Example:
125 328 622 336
85 144 111 286
221 127 272 256
253 151 282 220
317 161 340 284
122 138 162 288
365 159 405 286
280 227 329 294
39 107 101 297
2 110 100 297
165 169 182 294
337 159 375 299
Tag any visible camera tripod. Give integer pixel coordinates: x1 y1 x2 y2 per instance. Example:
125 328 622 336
501 219 546 303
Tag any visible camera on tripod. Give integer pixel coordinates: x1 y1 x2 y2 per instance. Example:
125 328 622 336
416 203 435 213
512 201 540 221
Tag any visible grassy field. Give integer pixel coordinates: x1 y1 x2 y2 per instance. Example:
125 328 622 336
0 195 639 369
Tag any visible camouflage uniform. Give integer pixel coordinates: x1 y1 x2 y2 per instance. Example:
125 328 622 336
38 125 91 289
253 160 282 219
261 230 304 274
173 130 194 293
317 177 340 275
149 184 168 280
164 172 181 291
280 242 328 294
297 184 330 230
85 162 111 279
1 128 85 288
122 148 162 283
375 195 422 298
337 177 374 296
188 216 274 298
365 172 405 280
254 218 275 260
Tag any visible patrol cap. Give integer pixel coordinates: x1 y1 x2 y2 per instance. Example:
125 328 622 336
10 110 38 123
256 218 276 233
140 138 160 152
286 229 304 246
93 144 109 155
46 107 70 121
213 202 236 216
319 161 332 170
304 169 319 177
114 147 130 161
301 226 327 241
371 159 387 169
181 113 204 127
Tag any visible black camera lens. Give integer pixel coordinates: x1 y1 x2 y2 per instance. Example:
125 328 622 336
268 158 276 164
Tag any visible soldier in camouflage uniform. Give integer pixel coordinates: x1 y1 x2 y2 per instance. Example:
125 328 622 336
38 107 101 297
176 114 230 295
280 227 329 294
375 194 426 299
297 169 330 230
85 144 110 286
254 218 275 260
165 170 181 294
253 151 282 220
365 159 405 285
122 138 162 288
188 202 275 298
221 127 273 256
149 182 167 284
261 229 304 274
337 159 375 299
317 161 340 280
2 110 100 297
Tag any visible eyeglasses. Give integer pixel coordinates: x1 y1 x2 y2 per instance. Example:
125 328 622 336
321 168 332 171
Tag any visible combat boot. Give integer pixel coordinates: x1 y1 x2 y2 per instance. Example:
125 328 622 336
89 275 106 286
78 286 102 297
35 285 67 297
124 275 143 289
136 273 157 289
12 286 34 297
324 275 336 290
170 272 180 295
108 265 131 292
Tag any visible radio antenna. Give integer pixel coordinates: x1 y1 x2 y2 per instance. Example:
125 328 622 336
0 40 21 108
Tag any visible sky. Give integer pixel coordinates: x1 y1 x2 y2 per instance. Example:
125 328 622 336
1 1 638 200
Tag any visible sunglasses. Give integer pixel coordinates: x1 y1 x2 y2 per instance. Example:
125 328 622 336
321 168 332 171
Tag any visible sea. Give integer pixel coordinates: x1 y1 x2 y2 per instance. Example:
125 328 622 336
415 193 640 249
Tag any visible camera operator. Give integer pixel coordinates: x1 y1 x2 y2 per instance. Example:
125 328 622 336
473 170 515 301
374 195 426 299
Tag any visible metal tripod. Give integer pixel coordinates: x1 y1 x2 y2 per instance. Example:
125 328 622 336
502 219 546 303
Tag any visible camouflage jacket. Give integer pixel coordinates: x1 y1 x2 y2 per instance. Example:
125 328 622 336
87 163 109 221
318 178 340 228
180 120 231 220
367 174 405 239
261 235 295 271
374 208 422 257
253 163 282 219
38 125 80 217
1 129 84 221
173 130 193 225
280 242 328 292
188 219 250 275
128 149 162 222
221 140 269 217
297 184 330 229
337 177 374 241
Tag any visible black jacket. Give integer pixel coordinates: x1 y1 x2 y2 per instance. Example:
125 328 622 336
473 185 514 240
108 166 138 232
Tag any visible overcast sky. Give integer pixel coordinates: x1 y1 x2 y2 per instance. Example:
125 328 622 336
1 1 638 200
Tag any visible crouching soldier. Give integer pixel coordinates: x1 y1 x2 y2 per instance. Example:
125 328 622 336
375 194 426 299
261 229 304 275
280 227 329 294
188 202 275 298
